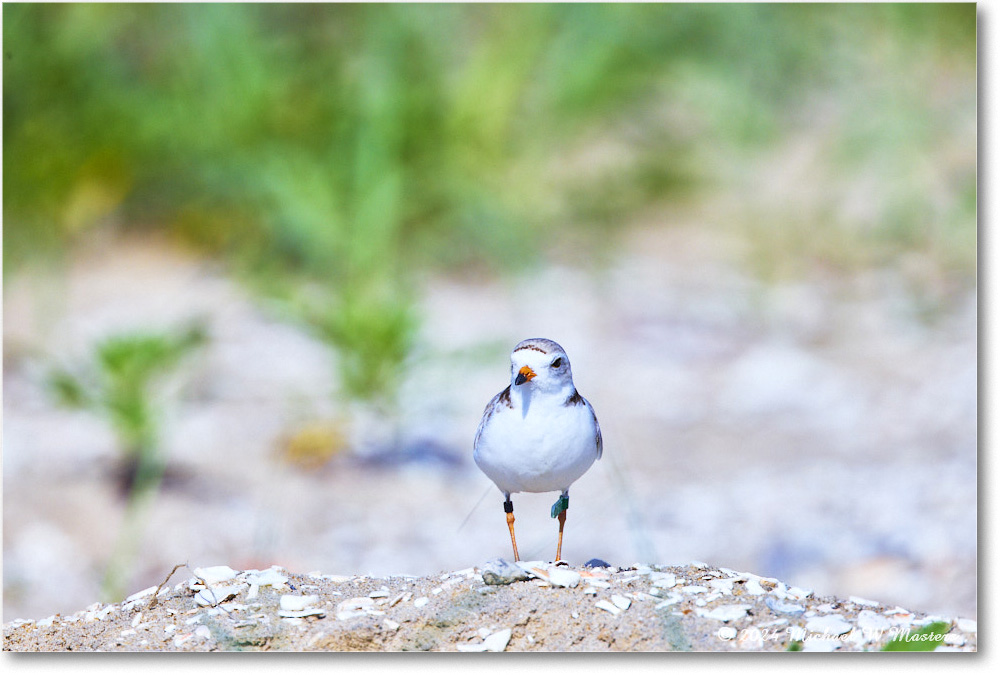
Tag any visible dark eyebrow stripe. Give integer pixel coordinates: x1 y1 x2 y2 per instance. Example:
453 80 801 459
513 345 548 354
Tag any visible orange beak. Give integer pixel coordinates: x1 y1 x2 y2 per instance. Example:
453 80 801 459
514 366 536 386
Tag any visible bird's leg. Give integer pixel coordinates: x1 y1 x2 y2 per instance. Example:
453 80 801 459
551 492 569 562
504 495 520 562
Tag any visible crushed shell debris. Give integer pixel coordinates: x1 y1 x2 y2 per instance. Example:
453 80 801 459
3 562 977 652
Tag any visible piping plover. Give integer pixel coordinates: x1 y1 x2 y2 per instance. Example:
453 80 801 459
474 338 602 562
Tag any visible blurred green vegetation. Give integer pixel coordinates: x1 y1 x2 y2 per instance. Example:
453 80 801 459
4 3 976 404
46 322 206 601
48 323 207 468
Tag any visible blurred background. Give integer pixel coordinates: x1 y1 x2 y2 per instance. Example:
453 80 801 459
3 4 976 622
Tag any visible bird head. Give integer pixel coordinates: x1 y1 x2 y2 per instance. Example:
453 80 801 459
509 338 574 394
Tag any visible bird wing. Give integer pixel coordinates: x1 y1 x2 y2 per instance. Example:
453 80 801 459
474 385 512 450
586 398 603 460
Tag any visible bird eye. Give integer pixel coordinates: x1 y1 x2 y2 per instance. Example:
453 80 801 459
551 357 563 368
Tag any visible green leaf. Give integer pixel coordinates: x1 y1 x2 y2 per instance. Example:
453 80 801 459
47 369 93 409
881 621 951 652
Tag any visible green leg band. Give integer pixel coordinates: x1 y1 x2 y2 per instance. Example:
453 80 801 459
550 495 569 518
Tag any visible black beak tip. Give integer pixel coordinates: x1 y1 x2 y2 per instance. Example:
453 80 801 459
514 372 527 386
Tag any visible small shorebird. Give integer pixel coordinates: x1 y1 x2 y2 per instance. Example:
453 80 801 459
473 338 602 562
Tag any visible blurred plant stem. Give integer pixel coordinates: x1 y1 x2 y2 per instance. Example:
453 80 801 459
100 440 164 602
46 323 206 600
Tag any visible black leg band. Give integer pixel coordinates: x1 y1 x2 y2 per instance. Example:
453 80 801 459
503 499 514 513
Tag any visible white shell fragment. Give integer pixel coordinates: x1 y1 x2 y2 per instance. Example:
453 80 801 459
546 568 581 588
650 573 676 588
483 628 512 652
806 614 853 636
125 586 160 603
849 596 880 607
244 568 289 589
698 604 751 622
335 597 373 621
655 593 683 608
456 628 512 652
765 596 805 615
679 585 709 594
279 608 326 619
595 600 621 615
611 595 632 611
708 579 735 595
856 610 891 633
194 582 247 607
413 597 430 608
280 595 319 612
956 618 977 633
192 566 238 586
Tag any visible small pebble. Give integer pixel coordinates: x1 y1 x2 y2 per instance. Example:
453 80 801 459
481 558 530 586
413 597 429 608
584 559 611 568
383 619 400 631
194 625 212 640
595 600 621 615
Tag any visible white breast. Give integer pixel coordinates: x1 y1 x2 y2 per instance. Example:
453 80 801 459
474 393 599 495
